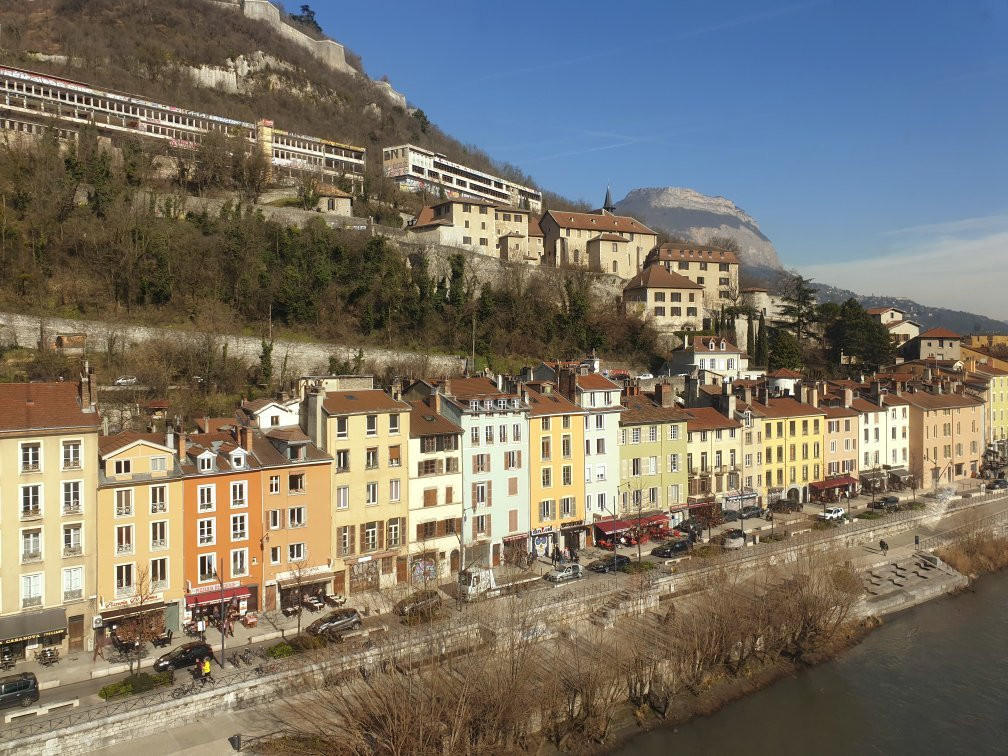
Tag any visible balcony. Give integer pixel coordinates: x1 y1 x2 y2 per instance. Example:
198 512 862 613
152 580 167 592
21 463 40 474
63 501 82 516
232 530 248 540
115 506 133 518
230 498 246 508
115 585 134 599
63 589 83 602
198 502 214 513
198 536 213 546
388 458 402 468
22 596 42 609
20 507 42 521
116 543 134 555
288 521 306 530
62 461 82 472
151 538 167 551
63 545 82 558
21 551 42 564
150 502 167 514
199 572 216 583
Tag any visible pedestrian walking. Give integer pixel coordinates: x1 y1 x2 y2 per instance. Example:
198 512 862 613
880 539 889 556
197 618 206 642
201 656 213 685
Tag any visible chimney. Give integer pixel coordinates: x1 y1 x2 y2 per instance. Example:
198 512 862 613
433 390 443 415
843 388 853 408
391 378 402 402
656 381 675 408
758 385 769 405
496 374 503 391
304 386 325 448
810 387 819 408
166 428 175 451
239 426 253 452
799 384 808 405
202 415 210 433
177 430 187 460
743 385 753 406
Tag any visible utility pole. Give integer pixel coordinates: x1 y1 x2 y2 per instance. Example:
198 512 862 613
217 558 226 668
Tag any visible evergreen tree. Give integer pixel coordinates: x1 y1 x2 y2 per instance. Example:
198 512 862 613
778 274 818 341
746 314 755 355
755 313 769 367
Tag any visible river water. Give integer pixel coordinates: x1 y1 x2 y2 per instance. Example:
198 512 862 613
619 575 1008 755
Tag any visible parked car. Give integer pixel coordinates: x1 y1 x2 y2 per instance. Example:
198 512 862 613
153 641 212 673
721 529 745 550
722 509 740 522
818 507 846 521
306 608 363 638
0 673 39 710
393 590 443 618
739 505 764 520
871 496 900 511
770 498 803 514
674 518 703 540
544 564 585 583
637 373 654 380
651 539 692 558
986 479 1008 491
114 375 137 386
587 554 631 573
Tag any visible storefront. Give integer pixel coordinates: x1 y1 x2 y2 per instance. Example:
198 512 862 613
277 572 336 610
887 467 913 490
185 585 256 624
530 527 555 559
560 520 587 552
860 469 887 493
0 608 66 659
722 491 761 512
810 476 859 502
592 513 670 546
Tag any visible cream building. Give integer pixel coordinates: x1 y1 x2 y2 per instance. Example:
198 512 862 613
643 244 740 326
539 201 658 276
622 265 705 331
0 377 100 657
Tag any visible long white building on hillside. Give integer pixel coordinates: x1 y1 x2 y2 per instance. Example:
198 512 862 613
382 143 542 212
0 65 365 188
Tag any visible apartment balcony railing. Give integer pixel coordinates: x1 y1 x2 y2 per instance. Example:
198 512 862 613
63 589 83 602
63 501 82 516
198 502 214 512
115 585 134 599
116 543 133 555
22 596 42 609
199 573 216 583
388 458 402 468
151 538 167 551
198 536 213 546
63 545 82 558
151 580 167 592
289 487 306 496
232 530 247 540
20 507 42 521
21 551 42 564
62 461 82 471
115 506 133 518
21 463 40 474
150 502 167 514
231 498 246 508
287 521 306 530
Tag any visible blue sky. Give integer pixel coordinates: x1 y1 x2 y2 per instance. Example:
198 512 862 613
306 1 1008 319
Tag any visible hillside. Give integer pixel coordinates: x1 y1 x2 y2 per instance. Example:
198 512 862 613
616 187 783 270
0 0 578 210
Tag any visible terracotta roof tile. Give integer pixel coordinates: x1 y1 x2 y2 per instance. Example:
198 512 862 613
321 390 410 415
645 243 740 266
769 368 803 379
620 395 689 425
683 406 741 432
624 265 703 291
575 373 621 391
528 216 544 237
544 209 656 236
98 430 167 456
749 397 825 419
526 385 584 417
0 382 101 433
918 327 961 339
408 399 462 437
688 335 743 353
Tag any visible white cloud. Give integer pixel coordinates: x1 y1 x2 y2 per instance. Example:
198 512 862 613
805 215 1008 322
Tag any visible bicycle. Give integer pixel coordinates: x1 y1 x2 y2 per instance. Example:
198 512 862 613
172 675 218 698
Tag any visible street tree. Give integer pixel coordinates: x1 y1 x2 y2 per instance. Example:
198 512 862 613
778 274 818 342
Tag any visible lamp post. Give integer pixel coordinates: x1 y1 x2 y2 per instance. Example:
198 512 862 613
215 558 226 669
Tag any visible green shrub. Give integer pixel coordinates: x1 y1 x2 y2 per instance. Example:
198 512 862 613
621 560 655 574
288 634 326 652
98 680 134 700
857 511 882 520
269 642 295 659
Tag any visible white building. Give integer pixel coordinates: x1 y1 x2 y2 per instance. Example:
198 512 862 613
382 144 542 212
663 336 756 383
406 398 464 583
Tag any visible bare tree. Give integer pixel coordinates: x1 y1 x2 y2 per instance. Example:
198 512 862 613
114 565 161 675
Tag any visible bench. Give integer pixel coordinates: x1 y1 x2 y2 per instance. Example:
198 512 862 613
4 698 78 723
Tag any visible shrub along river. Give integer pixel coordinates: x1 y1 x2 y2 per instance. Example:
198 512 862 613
618 573 1008 755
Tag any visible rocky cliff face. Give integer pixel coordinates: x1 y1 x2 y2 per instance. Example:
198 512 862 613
616 187 783 270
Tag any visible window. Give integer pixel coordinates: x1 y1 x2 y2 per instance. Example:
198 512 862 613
231 514 248 541
63 567 83 602
336 416 348 438
542 417 551 431
21 528 42 561
269 475 280 494
387 518 401 547
561 497 574 517
150 558 168 589
540 500 553 520
649 425 658 443
288 542 306 562
475 482 487 505
231 481 246 508
541 437 551 460
62 441 81 470
366 482 378 505
336 485 349 510
113 459 130 476
595 414 605 430
21 573 42 608
631 427 641 444
115 489 133 517
198 554 216 582
389 479 401 502
231 452 245 469
364 521 378 551
562 435 572 458
485 425 494 444
596 463 607 481
231 548 248 577
198 518 215 546
389 413 400 434
366 447 379 469
505 450 519 469
562 465 573 485
199 455 213 472
198 485 214 512
18 484 40 518
366 415 377 436
542 468 552 487
513 424 522 442
389 445 401 467
150 520 167 550
289 473 305 494
63 481 82 514
115 564 134 596
335 450 349 472
270 546 281 565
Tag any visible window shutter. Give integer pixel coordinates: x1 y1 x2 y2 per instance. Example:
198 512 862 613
349 525 356 554
486 481 492 508
424 488 437 507
509 508 518 533
471 482 477 506
455 517 463 534
378 520 385 550
445 486 454 504
485 514 492 537
472 517 478 539
437 458 444 474
417 523 425 541
359 525 365 553
436 519 446 537
472 455 478 473
508 476 518 496
517 450 522 468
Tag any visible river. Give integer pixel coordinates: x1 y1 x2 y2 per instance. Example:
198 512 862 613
619 574 1008 755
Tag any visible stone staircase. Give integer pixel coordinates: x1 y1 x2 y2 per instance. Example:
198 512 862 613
860 551 968 616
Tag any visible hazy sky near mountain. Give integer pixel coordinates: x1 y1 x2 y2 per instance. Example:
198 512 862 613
310 1 1007 319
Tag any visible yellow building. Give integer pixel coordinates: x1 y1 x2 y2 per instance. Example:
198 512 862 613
96 431 185 641
303 383 411 596
526 383 587 556
0 378 100 657
974 364 1008 445
753 394 826 505
682 406 747 510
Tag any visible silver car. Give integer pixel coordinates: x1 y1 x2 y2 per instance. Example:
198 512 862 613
544 564 584 583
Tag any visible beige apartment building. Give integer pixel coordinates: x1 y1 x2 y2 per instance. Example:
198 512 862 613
0 378 100 657
642 244 740 325
539 209 658 276
408 198 500 257
622 264 705 331
303 384 411 596
494 205 534 263
906 388 985 487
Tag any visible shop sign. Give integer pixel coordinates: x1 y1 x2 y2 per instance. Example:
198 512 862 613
101 593 163 611
560 520 585 529
189 581 240 595
531 526 555 536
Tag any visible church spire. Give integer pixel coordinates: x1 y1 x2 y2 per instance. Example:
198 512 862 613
603 186 615 214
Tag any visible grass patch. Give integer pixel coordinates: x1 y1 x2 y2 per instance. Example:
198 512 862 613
268 641 295 659
936 530 1008 575
622 560 656 574
856 511 882 520
98 671 174 700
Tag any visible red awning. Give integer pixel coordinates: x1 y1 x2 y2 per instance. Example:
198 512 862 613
593 514 667 535
809 476 858 491
185 586 251 608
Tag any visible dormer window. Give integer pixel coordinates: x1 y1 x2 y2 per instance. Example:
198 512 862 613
470 401 480 412
483 399 493 411
511 398 520 408
720 340 726 351
497 399 507 410
198 454 213 472
709 340 715 350
231 452 244 469
270 415 280 427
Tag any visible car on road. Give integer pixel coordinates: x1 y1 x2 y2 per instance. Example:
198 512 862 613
637 373 654 380
986 479 1008 491
870 496 900 511
651 539 692 558
114 375 137 386
0 673 39 710
739 505 764 520
587 554 631 573
721 529 745 550
722 509 740 522
544 564 585 583
306 608 363 639
393 590 443 618
818 506 846 521
153 641 212 673
673 518 703 540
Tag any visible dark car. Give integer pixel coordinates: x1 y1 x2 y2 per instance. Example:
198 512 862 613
739 505 764 520
153 641 212 673
587 554 631 573
674 519 703 539
0 673 39 709
393 590 443 618
650 539 692 558
306 608 363 638
722 509 740 522
871 495 900 511
987 479 1008 491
